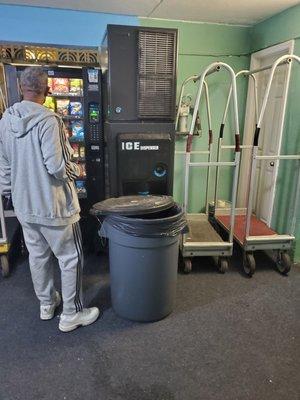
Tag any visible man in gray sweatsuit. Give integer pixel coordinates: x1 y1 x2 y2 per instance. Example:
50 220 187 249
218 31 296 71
0 67 99 332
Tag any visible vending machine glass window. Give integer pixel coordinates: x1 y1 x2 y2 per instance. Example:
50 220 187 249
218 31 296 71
44 74 87 199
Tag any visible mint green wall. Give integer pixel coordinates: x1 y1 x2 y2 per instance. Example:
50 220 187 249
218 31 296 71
140 18 250 212
251 5 300 261
141 13 300 261
251 4 300 52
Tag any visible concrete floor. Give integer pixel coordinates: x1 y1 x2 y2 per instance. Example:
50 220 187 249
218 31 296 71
0 251 299 400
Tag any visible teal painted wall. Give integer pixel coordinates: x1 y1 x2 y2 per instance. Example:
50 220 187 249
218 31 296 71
251 5 300 260
251 4 300 52
140 18 251 212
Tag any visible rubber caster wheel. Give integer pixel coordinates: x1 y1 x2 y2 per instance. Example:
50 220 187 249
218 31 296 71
243 253 255 277
0 255 9 277
218 258 228 274
276 252 291 275
183 259 192 274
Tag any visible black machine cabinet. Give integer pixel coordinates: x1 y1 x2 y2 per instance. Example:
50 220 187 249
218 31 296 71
82 67 105 207
101 24 178 122
101 25 178 197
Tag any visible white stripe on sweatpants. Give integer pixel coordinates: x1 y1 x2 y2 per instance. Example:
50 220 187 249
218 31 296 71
72 222 83 312
21 220 84 315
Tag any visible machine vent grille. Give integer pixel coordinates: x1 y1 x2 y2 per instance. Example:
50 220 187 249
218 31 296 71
138 30 176 119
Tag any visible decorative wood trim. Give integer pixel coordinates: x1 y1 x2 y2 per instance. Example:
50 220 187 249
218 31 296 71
0 44 99 66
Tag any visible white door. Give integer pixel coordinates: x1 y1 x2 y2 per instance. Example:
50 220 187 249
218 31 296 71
238 41 294 226
254 53 290 223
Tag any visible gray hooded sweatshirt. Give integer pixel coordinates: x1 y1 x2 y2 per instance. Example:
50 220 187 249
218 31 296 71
0 100 81 226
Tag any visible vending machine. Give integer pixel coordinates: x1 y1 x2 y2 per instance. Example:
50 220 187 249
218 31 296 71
2 65 105 209
2 65 105 249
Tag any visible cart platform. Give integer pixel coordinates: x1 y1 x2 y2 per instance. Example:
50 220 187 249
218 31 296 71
186 215 223 243
216 214 276 243
216 214 294 251
182 214 232 257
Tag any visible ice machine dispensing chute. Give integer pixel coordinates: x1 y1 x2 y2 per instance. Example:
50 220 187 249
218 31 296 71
117 133 173 196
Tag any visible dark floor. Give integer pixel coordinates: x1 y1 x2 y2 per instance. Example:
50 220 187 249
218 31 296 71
0 250 299 400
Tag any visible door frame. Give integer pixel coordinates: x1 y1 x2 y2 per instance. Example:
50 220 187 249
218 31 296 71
237 40 294 225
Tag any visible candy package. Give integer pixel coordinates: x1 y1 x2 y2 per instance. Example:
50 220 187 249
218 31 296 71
71 121 84 140
69 79 83 96
80 163 86 178
71 143 79 159
75 181 87 195
56 99 70 116
63 121 72 138
52 78 69 94
79 146 85 159
69 102 83 117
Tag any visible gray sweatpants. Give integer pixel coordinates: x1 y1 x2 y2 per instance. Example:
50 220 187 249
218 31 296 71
21 221 83 315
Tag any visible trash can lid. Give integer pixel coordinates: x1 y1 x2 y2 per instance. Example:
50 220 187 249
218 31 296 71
91 195 175 216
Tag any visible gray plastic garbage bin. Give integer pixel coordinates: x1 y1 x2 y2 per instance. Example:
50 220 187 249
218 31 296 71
91 196 187 322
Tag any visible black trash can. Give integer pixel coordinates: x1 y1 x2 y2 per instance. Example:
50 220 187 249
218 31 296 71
91 196 187 322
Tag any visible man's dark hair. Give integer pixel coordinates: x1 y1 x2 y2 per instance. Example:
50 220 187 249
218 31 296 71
20 66 48 95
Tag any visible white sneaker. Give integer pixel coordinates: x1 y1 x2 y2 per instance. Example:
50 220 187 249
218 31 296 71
40 291 61 320
59 307 100 332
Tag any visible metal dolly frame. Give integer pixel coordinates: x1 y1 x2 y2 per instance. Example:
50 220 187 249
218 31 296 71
180 62 241 274
0 196 17 277
214 55 300 276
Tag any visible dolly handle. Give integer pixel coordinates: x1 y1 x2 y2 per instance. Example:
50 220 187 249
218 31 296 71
235 134 241 152
253 126 260 146
186 134 193 152
209 129 213 145
219 123 225 139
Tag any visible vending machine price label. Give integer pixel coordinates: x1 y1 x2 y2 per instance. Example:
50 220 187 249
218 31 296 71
88 84 99 92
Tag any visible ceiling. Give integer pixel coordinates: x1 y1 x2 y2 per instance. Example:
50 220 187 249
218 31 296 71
1 0 300 25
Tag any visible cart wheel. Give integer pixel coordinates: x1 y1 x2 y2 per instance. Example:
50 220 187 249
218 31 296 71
218 258 228 274
183 259 192 274
243 253 255 277
0 255 9 277
276 252 291 275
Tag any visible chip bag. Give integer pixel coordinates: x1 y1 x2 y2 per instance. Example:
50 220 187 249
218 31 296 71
43 96 56 112
52 78 69 94
69 79 83 96
69 102 83 117
56 99 70 116
71 121 84 140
